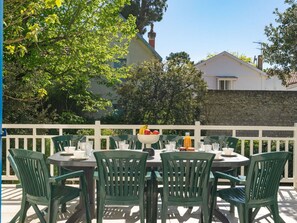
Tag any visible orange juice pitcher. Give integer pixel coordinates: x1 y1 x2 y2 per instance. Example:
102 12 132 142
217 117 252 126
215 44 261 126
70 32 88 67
183 132 192 149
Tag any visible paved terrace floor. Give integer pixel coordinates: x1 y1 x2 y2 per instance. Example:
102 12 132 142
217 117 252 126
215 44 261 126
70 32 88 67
2 185 297 223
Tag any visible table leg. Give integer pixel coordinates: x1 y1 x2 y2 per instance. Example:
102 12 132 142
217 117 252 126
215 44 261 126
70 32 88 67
85 167 95 218
66 167 95 222
146 168 158 223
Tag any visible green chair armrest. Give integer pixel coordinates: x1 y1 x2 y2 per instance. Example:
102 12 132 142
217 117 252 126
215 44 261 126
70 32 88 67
145 171 152 180
154 170 163 182
49 170 84 183
209 171 214 183
214 171 246 184
93 170 98 180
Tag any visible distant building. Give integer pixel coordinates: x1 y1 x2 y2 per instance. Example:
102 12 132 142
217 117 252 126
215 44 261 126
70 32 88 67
89 26 162 119
195 51 295 91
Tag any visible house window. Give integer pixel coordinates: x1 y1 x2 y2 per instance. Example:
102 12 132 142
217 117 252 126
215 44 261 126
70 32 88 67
219 80 232 90
216 76 238 90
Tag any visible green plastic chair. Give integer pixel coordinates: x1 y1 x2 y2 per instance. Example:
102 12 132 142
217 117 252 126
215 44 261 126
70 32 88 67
93 150 149 223
8 154 48 223
212 151 290 223
156 151 215 223
51 134 86 211
203 135 239 150
9 148 91 223
51 135 85 152
109 134 135 149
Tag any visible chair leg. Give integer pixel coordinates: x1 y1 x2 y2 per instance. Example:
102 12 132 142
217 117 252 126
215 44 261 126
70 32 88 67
19 197 30 223
209 175 218 223
139 200 145 223
270 203 281 223
97 192 105 223
238 205 248 223
81 176 91 223
31 204 46 223
161 201 168 223
202 204 210 223
9 209 21 223
48 199 59 223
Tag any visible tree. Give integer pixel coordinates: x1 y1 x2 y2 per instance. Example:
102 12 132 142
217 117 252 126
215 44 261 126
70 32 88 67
262 0 297 82
4 0 137 123
116 56 208 125
205 52 253 64
166 51 191 64
121 0 168 34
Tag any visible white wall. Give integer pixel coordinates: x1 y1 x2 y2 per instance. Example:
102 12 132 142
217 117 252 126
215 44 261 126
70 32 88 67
197 54 266 90
196 53 297 91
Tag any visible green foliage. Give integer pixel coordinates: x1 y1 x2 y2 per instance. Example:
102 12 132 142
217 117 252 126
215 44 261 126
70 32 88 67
166 51 191 64
263 0 297 81
4 0 137 124
121 0 168 34
117 55 208 125
205 52 253 64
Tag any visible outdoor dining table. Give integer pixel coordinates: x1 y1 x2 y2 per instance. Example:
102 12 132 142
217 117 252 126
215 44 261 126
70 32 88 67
47 149 249 223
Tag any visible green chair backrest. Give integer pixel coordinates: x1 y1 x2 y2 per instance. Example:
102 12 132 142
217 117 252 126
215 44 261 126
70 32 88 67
9 149 51 203
204 135 239 150
52 135 85 152
160 152 215 202
93 150 148 202
109 135 135 150
8 153 21 181
159 135 183 149
245 151 290 204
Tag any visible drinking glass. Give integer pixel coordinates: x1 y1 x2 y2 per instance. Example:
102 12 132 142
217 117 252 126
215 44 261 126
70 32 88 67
85 141 93 156
197 142 204 151
165 144 172 152
169 141 176 150
212 143 220 151
118 140 127 149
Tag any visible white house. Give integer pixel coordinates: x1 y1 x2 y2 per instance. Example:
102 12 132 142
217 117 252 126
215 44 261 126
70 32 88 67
195 51 294 91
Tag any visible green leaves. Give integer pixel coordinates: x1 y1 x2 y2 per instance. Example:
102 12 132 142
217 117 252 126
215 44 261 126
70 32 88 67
117 57 207 125
263 0 297 80
4 0 137 124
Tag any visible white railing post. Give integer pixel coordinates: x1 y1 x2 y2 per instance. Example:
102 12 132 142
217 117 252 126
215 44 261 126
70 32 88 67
194 121 201 147
94 121 101 150
294 123 297 189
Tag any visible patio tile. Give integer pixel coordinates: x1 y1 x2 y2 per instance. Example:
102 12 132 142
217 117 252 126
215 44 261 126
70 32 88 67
1 185 297 223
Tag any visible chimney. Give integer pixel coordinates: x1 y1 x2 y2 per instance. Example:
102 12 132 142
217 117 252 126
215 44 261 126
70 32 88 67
148 23 156 49
257 55 263 70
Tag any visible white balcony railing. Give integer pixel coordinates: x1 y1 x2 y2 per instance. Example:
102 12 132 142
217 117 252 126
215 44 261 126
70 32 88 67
2 121 297 188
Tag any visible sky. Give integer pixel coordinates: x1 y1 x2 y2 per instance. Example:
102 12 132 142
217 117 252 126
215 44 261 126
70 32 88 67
146 0 288 66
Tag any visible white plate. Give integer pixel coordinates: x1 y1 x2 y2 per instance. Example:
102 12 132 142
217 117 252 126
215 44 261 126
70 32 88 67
60 151 74 156
69 156 88 160
221 153 237 157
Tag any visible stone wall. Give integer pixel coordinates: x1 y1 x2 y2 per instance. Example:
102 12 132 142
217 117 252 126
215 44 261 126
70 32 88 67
202 90 297 126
